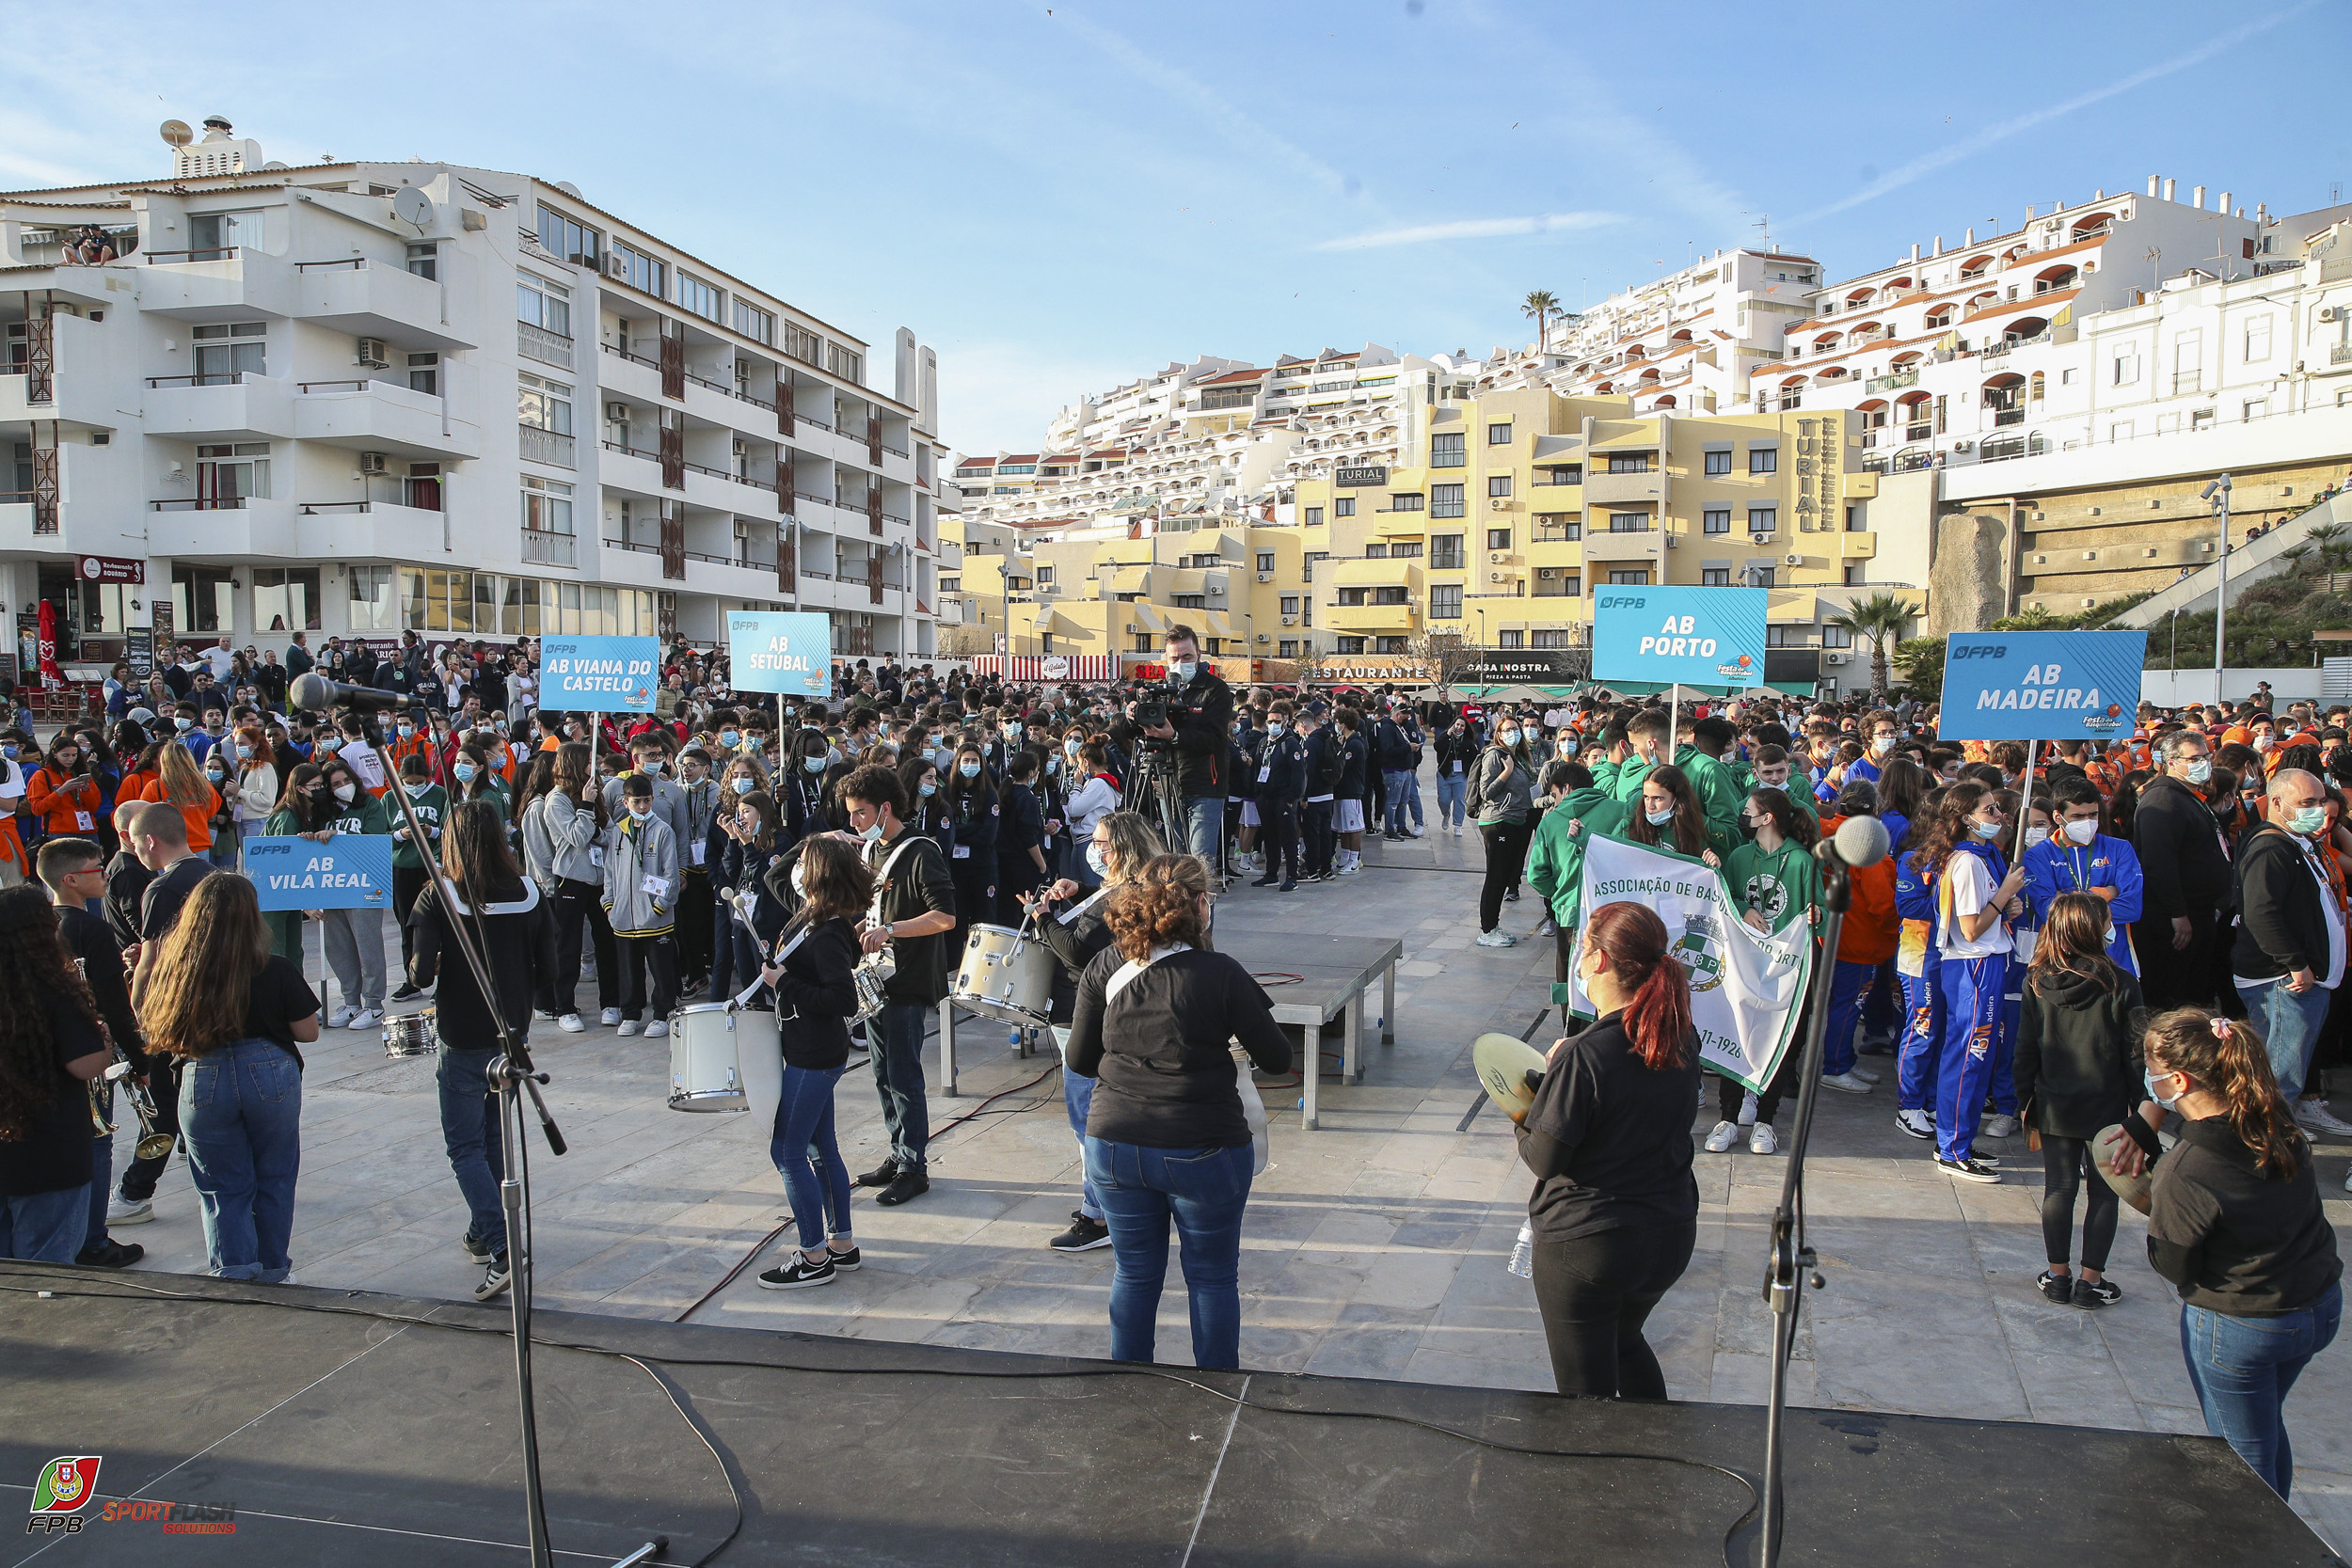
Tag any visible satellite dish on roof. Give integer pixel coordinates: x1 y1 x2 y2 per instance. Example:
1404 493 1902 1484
553 181 583 199
393 186 433 229
160 119 194 148
261 161 289 171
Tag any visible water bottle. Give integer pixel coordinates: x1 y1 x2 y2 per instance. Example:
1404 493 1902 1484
1506 1221 1534 1280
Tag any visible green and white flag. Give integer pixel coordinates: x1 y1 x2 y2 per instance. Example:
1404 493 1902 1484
1564 833 1812 1092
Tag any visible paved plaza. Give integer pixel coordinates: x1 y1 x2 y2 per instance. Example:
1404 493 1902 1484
98 770 2352 1553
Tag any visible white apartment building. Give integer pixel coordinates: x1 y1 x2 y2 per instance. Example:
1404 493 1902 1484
1041 356 1247 453
0 117 945 683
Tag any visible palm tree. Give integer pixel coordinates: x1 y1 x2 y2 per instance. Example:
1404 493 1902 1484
1522 290 1563 354
1827 592 1915 700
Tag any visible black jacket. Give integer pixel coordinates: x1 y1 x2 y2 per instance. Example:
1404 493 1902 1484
771 916 862 1069
1161 670 1235 797
1303 729 1343 800
2148 1117 2341 1316
1515 1010 1702 1243
2014 967 2145 1140
1258 731 1309 805
408 878 559 1049
1067 945 1291 1149
2131 775 2234 921
2232 823 2340 982
1373 719 1417 772
1435 732 1481 781
1035 883 1114 1024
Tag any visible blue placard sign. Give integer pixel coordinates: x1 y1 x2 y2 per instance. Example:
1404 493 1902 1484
1591 585 1769 689
244 834 394 911
725 611 833 697
539 635 661 713
1937 629 2148 741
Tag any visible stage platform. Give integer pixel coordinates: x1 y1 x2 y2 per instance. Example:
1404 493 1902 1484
0 1262 2336 1567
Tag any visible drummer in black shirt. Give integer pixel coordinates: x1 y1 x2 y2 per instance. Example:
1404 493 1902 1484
37 840 146 1268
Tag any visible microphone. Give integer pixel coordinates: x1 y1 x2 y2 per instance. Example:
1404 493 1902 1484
289 672 416 713
1817 813 1890 870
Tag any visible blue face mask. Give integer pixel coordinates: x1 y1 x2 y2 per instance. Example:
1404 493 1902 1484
859 820 884 842
2145 1068 2182 1110
397 723 415 737
918 781 937 798
803 757 827 775
960 761 981 779
1645 806 1675 826
720 730 739 747
2291 804 2328 836
731 775 755 795
1972 819 2004 840
1086 843 1109 879
453 762 477 784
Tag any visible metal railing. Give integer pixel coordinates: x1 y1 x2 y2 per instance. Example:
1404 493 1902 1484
146 372 249 388
296 379 379 394
151 497 248 511
294 258 368 273
518 322 574 371
1992 408 2025 426
520 530 577 567
518 426 576 467
143 247 240 264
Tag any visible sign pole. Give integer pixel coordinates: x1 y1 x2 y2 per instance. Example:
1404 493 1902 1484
2012 736 2037 864
1667 683 1679 761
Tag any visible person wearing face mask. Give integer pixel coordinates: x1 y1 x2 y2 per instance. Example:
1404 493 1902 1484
259 764 332 962
521 742 614 1033
1469 716 1537 947
1525 763 1629 984
25 733 102 846
1433 718 1479 838
2131 731 2235 1014
2024 778 2146 986
708 789 786 1004
943 742 1001 941
1061 739 1123 889
308 756 392 1031
386 754 449 1000
1123 626 1235 868
1911 782 2029 1181
2229 768 2352 1138
601 773 680 1038
227 723 278 863
1848 712 1904 787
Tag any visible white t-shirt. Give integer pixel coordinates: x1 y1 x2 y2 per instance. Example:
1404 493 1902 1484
203 644 234 682
1938 850 2012 961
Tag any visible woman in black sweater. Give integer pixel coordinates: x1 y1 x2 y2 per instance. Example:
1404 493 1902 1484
1065 853 1291 1369
2137 1006 2343 1497
1513 900 1702 1399
945 740 1000 938
707 790 785 1004
2014 892 2146 1307
754 834 872 1291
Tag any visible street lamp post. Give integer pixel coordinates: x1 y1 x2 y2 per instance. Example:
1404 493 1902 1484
2204 473 2233 705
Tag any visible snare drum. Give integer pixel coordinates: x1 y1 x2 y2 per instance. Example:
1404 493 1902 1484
951 924 1056 1026
383 1010 437 1059
666 1003 783 1119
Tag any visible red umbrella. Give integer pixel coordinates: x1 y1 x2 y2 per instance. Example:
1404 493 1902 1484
35 600 62 689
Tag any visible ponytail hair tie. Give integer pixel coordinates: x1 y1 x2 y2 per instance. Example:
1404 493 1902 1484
2212 1017 2233 1039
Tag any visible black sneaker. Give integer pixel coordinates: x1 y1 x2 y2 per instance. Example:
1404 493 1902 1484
824 1244 861 1272
75 1238 145 1269
1049 1215 1113 1252
757 1254 836 1289
2037 1269 2074 1305
461 1233 495 1263
2074 1277 2120 1309
475 1256 513 1302
854 1159 901 1188
1277 880 1295 893
1502 887 1520 902
1935 1156 2000 1184
1250 874 1280 887
874 1169 930 1206
389 983 422 1003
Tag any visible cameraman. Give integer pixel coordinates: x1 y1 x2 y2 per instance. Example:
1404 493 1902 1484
1126 626 1233 865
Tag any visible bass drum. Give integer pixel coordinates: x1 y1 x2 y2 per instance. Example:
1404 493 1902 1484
951 924 1056 1027
668 1003 781 1119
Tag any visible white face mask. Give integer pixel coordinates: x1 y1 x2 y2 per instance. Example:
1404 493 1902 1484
2025 825 2051 848
333 783 357 804
628 803 652 821
2062 817 2098 846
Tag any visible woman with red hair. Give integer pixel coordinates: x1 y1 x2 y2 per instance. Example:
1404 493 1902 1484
1513 901 1703 1398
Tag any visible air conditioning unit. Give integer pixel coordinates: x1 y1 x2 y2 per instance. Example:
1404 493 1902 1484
1207 582 1224 594
1538 567 1557 579
358 451 389 475
1280 615 1297 626
1489 571 1507 583
1489 498 1510 511
1255 633 1270 643
1783 552 1804 567
605 254 630 279
606 401 630 423
1825 651 1851 666
355 338 389 369
1256 571 1273 581
1952 438 1974 451
1489 551 1507 563
1663 535 1678 548
2320 306 2341 323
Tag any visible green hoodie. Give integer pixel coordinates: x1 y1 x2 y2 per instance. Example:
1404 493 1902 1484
1675 743 1745 857
389 782 449 869
1525 786 1631 933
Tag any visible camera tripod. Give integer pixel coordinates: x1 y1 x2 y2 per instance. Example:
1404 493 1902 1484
1122 744 1195 873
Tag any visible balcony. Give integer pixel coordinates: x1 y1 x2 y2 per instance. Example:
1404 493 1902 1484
1991 407 2025 427
147 496 299 556
519 528 578 568
1584 529 1663 562
294 379 482 460
1864 369 1918 394
1327 602 1418 632
138 248 296 321
1838 531 1877 559
518 424 577 467
289 500 450 561
518 322 575 372
294 260 473 350
144 372 296 441
1581 469 1664 504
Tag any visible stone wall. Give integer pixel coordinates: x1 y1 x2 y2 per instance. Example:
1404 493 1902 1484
1930 508 2009 636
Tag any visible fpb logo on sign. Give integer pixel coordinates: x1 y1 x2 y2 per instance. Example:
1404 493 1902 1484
32 1456 101 1513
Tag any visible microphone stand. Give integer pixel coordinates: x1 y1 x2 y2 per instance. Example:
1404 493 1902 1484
352 711 649 1568
1756 837 1851 1568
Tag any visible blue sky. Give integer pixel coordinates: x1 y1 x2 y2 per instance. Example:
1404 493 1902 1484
7 0 2345 451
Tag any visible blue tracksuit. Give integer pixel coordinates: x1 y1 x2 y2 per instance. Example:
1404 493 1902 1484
1934 839 2011 1163
1893 850 1945 1113
2021 832 2144 979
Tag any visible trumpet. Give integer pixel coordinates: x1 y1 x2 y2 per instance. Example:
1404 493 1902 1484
89 1047 175 1164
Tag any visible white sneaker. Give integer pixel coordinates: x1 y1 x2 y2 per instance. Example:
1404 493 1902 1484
1475 930 1517 947
1338 863 1362 876
328 1005 357 1029
600 1007 622 1026
1737 1090 1759 1128
347 1008 383 1031
1895 1107 1935 1140
557 1013 585 1034
107 1196 154 1226
1703 1120 1740 1152
1850 1065 1883 1085
1819 1070 1874 1096
1981 1114 2019 1139
1750 1122 1779 1155
1406 828 1423 838
616 1019 643 1037
644 1020 670 1038
2297 1101 2352 1138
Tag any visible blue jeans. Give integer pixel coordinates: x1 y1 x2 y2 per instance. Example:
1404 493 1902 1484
1183 795 1225 866
1434 771 1467 829
772 1062 852 1250
2 1183 90 1262
180 1038 302 1281
1083 1137 1254 1369
1824 959 1878 1078
437 1046 507 1259
2182 1282 2343 1497
2236 978 2334 1105
873 1002 930 1171
1061 1061 1102 1222
1381 770 1416 834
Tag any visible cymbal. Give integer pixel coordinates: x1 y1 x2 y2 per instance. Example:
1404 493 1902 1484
1472 1032 1547 1115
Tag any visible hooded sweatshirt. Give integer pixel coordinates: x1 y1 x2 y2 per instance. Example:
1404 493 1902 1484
2012 964 2145 1140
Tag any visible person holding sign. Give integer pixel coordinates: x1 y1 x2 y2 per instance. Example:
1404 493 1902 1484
1915 783 2028 1183
1703 789 1821 1157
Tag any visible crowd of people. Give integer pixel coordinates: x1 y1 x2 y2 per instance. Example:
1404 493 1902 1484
0 623 2344 1503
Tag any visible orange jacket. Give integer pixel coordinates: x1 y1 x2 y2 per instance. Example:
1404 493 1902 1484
133 779 225 853
24 767 103 834
1820 813 1899 965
